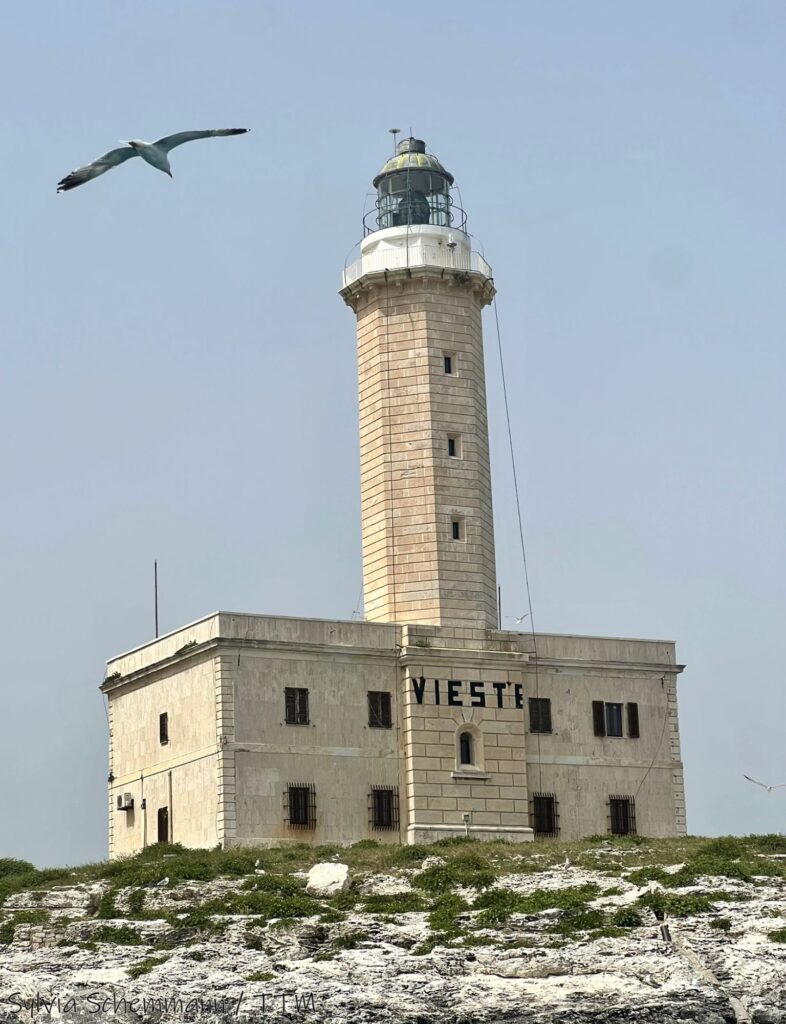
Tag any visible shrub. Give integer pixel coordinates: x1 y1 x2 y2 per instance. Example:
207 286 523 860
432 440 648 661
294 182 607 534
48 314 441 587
91 925 144 945
0 859 36 879
332 929 368 950
362 892 426 915
127 956 168 979
611 906 643 928
638 891 715 919
428 893 469 934
474 884 600 928
549 906 606 935
768 927 786 943
709 917 731 932
246 971 276 982
412 853 496 893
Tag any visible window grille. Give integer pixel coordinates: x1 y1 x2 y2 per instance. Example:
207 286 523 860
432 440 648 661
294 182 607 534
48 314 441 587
285 784 316 829
530 793 559 838
159 712 169 745
369 786 400 830
609 795 637 836
368 691 392 729
528 697 552 734
284 687 309 725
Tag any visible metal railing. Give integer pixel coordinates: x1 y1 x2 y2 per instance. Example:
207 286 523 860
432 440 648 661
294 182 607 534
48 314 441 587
343 244 492 288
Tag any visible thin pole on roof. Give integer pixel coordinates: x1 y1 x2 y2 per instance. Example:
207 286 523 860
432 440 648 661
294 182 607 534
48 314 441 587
154 560 159 638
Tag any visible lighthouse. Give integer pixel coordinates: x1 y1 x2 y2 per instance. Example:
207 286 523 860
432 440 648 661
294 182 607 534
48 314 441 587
341 137 498 629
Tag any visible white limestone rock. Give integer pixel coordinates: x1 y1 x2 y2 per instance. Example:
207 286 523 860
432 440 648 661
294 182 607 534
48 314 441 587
305 862 350 896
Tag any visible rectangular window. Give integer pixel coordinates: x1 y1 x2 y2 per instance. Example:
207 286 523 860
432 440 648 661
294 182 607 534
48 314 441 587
443 353 454 374
451 519 462 541
447 436 458 457
159 712 169 745
593 700 624 737
285 687 309 725
157 806 169 844
370 786 400 830
609 795 637 836
368 691 392 729
286 784 316 829
605 702 623 737
528 697 552 734
531 793 559 838
627 702 640 738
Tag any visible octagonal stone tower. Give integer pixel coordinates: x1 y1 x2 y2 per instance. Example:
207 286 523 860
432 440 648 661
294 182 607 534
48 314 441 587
340 137 498 629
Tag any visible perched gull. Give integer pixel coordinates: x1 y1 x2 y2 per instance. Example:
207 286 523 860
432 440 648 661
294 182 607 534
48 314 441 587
57 128 249 192
744 774 786 792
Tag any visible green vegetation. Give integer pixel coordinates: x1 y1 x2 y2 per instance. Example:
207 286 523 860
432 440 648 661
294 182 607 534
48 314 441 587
245 971 276 982
91 925 145 945
768 927 786 943
709 917 732 932
474 883 601 928
412 851 496 893
127 956 169 978
0 909 50 945
428 892 469 933
362 892 426 915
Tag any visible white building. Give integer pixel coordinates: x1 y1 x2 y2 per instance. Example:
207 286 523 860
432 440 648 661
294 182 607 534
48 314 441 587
102 138 687 856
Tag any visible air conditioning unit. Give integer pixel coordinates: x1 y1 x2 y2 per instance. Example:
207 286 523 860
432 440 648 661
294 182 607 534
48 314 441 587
117 793 134 811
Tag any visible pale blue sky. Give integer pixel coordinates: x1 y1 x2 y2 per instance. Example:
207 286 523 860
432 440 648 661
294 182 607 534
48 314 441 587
1 1 784 866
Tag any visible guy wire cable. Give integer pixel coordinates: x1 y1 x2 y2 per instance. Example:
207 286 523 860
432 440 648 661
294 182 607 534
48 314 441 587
492 295 543 791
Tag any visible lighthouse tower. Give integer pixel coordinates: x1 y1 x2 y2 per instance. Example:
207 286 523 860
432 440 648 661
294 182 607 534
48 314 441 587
341 138 498 629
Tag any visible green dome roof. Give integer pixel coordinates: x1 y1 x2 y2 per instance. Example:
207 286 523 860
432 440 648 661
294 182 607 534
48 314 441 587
373 138 454 188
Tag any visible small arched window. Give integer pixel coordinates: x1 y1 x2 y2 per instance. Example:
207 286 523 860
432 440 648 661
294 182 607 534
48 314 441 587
459 731 473 766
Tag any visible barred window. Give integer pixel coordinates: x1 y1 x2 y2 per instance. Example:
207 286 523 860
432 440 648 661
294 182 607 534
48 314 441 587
531 793 559 838
609 795 636 836
368 691 392 729
370 786 399 830
159 712 169 745
528 697 552 734
285 687 309 725
286 784 316 829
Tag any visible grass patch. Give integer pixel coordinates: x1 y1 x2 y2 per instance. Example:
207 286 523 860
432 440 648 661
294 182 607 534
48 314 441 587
428 893 469 933
474 884 600 928
611 906 643 928
127 956 168 979
127 889 147 916
638 891 715 919
331 929 368 950
91 925 145 945
413 852 496 893
768 927 786 943
0 909 50 944
96 891 119 919
246 971 276 982
362 892 426 915
549 906 607 935
709 917 732 932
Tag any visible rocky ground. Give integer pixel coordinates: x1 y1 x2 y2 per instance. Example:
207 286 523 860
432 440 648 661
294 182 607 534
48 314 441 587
1 837 785 1024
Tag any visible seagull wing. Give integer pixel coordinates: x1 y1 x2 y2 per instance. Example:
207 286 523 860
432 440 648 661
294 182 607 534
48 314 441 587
57 146 139 193
153 128 250 154
742 774 786 789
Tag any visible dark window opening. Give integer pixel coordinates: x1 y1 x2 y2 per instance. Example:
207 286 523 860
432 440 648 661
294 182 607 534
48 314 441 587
368 691 392 729
443 354 453 375
627 702 640 738
447 436 457 457
609 795 636 836
459 731 473 765
605 702 623 737
531 793 559 837
159 712 169 745
528 697 552 734
286 784 316 829
370 786 399 830
451 519 462 540
157 806 169 844
285 687 309 725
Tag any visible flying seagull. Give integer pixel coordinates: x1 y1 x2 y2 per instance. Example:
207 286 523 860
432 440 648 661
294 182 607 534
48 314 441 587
744 774 786 792
57 128 249 193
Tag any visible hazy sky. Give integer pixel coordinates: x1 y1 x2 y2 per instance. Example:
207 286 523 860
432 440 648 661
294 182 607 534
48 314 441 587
1 1 784 867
